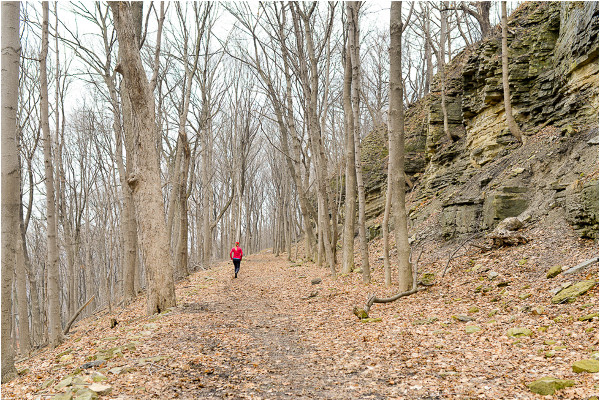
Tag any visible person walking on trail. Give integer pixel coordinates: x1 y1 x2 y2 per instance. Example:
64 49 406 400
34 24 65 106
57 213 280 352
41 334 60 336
230 241 243 278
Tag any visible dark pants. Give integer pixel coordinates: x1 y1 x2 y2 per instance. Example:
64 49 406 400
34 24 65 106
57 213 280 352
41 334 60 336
233 259 241 276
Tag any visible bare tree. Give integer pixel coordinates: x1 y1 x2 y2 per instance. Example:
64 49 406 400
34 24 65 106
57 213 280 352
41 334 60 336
289 2 337 277
348 1 370 283
110 1 176 314
389 1 413 292
40 2 63 347
501 1 522 142
1 0 20 383
341 8 357 275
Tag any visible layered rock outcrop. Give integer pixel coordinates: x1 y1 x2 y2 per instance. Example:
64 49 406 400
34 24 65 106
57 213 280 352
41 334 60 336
361 1 599 240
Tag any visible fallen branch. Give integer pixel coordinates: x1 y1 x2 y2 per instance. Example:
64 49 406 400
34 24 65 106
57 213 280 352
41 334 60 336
442 234 478 277
365 286 426 313
63 295 95 335
563 257 599 275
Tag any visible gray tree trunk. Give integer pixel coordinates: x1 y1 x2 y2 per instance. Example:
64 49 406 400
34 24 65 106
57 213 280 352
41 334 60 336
341 11 357 275
348 1 370 283
110 1 176 314
390 1 413 292
1 0 20 382
501 1 522 142
439 2 453 142
40 2 63 347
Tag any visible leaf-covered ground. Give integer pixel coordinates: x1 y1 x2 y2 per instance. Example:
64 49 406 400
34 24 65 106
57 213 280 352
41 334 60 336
2 223 598 399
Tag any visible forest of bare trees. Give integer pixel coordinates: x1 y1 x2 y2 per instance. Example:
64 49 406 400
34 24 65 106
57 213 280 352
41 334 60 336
2 1 519 383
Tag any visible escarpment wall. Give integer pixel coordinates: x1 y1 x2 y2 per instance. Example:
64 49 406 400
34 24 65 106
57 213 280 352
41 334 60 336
361 1 599 241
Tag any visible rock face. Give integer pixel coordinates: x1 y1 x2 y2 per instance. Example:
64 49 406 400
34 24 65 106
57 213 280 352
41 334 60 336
359 1 598 241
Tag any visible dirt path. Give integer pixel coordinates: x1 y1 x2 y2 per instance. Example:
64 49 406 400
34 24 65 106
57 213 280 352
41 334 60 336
2 235 598 399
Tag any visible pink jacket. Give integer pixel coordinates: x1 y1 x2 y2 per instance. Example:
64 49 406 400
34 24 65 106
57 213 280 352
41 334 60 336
230 246 243 260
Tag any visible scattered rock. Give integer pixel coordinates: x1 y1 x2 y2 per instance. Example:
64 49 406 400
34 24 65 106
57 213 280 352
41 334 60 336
56 376 74 391
138 355 168 364
531 306 545 315
488 271 499 280
91 373 107 383
57 348 73 358
452 315 475 322
420 272 435 285
18 368 30 375
60 354 74 363
311 278 322 285
73 387 97 400
527 377 574 395
506 327 533 337
544 350 556 358
587 136 599 145
81 360 106 370
465 326 481 334
413 317 438 325
578 312 598 321
519 293 531 300
546 265 562 279
552 280 597 304
497 281 510 287
468 307 479 314
572 359 599 373
143 323 158 330
41 378 55 389
52 389 74 400
359 318 382 323
353 307 369 320
88 384 112 395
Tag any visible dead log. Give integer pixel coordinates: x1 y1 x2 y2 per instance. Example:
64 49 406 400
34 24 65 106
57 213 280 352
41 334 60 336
563 257 599 275
63 295 95 335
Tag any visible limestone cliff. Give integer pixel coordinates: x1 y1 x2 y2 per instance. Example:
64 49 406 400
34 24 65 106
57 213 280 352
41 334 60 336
362 1 599 241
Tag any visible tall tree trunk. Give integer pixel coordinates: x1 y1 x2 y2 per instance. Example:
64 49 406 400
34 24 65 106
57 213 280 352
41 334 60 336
439 2 453 142
110 1 176 314
1 0 20 381
15 237 30 355
291 5 336 276
390 1 413 292
112 4 141 306
40 2 63 347
501 1 522 142
84 204 96 314
341 18 357 275
202 126 213 269
348 1 370 283
382 136 393 287
423 3 433 96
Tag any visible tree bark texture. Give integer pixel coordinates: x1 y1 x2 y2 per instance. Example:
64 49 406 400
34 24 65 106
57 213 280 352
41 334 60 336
439 2 453 142
389 2 413 292
110 1 176 314
40 2 63 347
341 25 357 275
1 0 20 382
348 1 370 284
501 1 522 142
